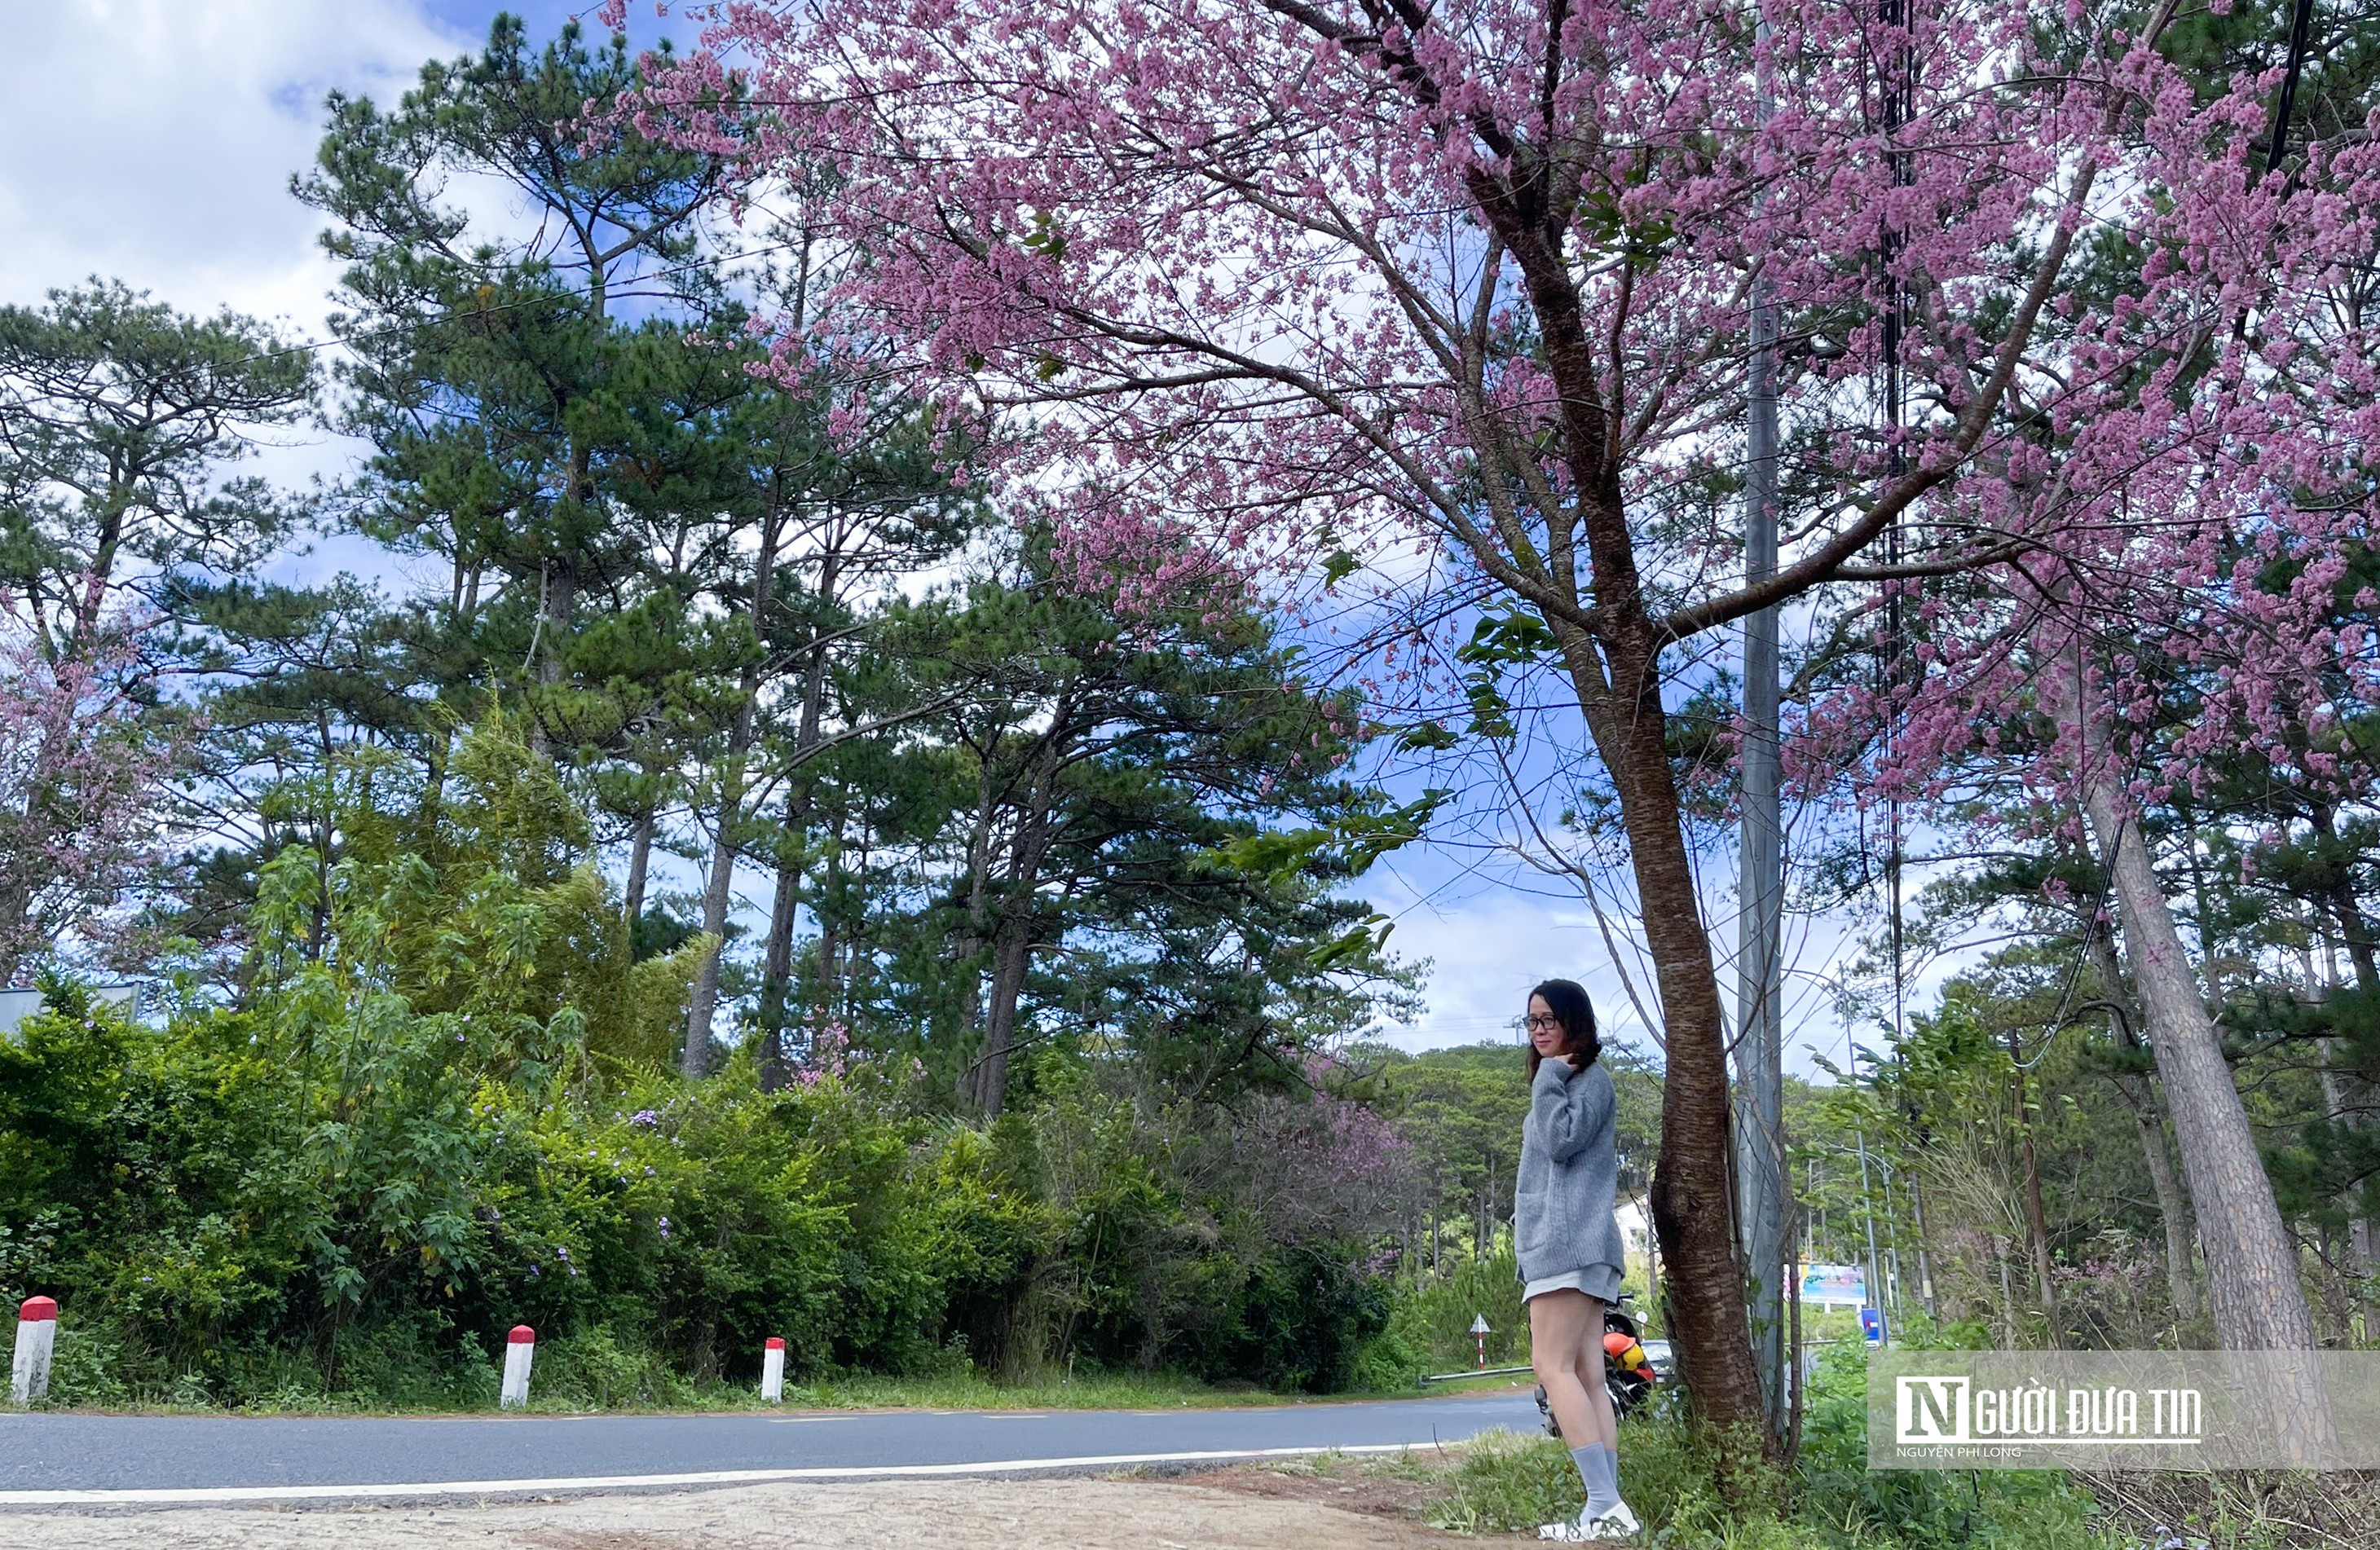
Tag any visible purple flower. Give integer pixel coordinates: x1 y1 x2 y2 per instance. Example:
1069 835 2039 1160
630 1109 660 1127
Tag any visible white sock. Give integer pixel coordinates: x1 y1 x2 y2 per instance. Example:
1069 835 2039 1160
1571 1443 1620 1517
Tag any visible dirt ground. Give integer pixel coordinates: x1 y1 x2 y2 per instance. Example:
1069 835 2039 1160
0 1467 1514 1549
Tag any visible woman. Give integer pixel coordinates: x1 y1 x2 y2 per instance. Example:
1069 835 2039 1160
1516 979 1638 1542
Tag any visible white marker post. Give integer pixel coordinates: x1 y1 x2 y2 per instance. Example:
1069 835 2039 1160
760 1336 786 1403
500 1324 535 1410
11 1297 55 1405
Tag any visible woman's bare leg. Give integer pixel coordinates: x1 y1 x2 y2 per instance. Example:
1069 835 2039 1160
1528 1290 1604 1447
1567 1294 1620 1451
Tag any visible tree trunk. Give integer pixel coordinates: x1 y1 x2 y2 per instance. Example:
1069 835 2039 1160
2318 1054 2380 1345
967 928 1034 1116
2354 1216 2379 1349
2056 666 2329 1454
810 799 848 1024
1554 623 1770 1452
1641 1191 1664 1311
681 505 783 1078
2119 1065 2202 1329
966 733 1063 1117
529 553 577 761
2180 814 2225 1014
754 857 799 1091
813 909 840 1011
754 620 835 1087
2309 802 2380 992
1994 1235 2018 1346
2302 813 2380 1332
1907 1178 1938 1321
2009 1035 2065 1345
2086 925 2202 1325
622 806 655 931
681 782 741 1079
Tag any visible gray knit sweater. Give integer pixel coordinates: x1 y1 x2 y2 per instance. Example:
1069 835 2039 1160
1513 1055 1627 1284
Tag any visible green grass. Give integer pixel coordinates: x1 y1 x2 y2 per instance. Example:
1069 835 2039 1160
1421 1427 1589 1535
1414 1424 2119 1548
1411 1343 2125 1548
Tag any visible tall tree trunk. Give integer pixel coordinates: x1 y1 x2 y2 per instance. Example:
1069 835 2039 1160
2087 926 2201 1324
682 507 783 1078
809 799 848 1024
2303 809 2380 1332
966 733 1063 1117
754 858 798 1091
1906 1178 1938 1321
622 806 655 931
2318 1053 2380 1344
1554 621 1770 1451
2113 1059 2202 1328
968 929 1034 1116
2179 812 2225 1013
528 551 577 762
2309 802 2380 992
2008 1031 2065 1345
953 766 995 1089
2354 1215 2380 1349
682 773 742 1080
754 615 835 1089
2056 666 2329 1454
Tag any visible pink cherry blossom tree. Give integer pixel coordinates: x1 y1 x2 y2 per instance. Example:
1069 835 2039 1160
1793 76 2380 1412
0 598 178 983
619 0 2338 1450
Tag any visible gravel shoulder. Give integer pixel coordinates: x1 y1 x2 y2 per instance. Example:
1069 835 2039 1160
0 1472 1506 1549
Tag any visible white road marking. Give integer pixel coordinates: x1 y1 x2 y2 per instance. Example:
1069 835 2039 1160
0 1442 1434 1506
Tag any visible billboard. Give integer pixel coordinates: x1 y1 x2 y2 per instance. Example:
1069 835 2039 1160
1799 1262 1867 1307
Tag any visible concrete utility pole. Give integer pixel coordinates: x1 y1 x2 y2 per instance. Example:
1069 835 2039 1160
1734 9 1790 1442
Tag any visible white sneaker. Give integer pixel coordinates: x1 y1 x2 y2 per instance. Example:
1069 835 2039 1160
1587 1499 1642 1539
1537 1518 1593 1543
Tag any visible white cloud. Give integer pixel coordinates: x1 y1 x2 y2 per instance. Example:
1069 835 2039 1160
0 0 460 331
1364 859 1651 1055
0 0 471 582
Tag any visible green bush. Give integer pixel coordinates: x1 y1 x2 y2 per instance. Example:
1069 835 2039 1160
0 721 1413 1409
1384 1242 1528 1372
42 1322 132 1408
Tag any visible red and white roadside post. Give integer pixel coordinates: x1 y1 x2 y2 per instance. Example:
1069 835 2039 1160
1470 1314 1490 1370
760 1336 786 1404
500 1324 535 1410
12 1297 56 1405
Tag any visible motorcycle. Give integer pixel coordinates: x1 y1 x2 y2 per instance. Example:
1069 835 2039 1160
1536 1292 1659 1436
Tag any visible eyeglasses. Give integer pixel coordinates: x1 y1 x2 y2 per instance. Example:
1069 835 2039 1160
1525 1015 1562 1032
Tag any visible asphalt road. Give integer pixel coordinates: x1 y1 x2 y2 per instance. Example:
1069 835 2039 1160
0 1389 1540 1504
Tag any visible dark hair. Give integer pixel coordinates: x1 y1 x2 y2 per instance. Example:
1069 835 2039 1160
1525 978 1601 1078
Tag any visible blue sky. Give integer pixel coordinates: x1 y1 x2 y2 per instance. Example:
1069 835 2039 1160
2 2 1925 1068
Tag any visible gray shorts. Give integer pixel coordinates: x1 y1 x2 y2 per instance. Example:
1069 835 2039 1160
1522 1262 1624 1304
